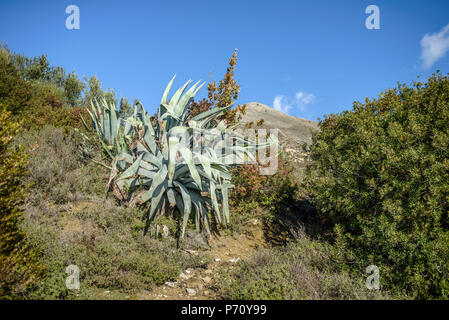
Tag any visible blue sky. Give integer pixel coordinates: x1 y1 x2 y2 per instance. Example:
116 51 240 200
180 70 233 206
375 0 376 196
1 0 449 121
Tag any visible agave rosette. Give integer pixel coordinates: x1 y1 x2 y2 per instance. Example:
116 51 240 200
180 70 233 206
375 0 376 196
83 76 270 237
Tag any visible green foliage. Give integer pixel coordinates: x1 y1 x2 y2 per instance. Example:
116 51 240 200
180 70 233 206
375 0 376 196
0 45 89 130
24 200 205 299
64 72 85 107
15 124 204 299
119 97 132 116
0 48 33 116
0 107 43 299
304 73 449 299
17 126 109 205
217 229 393 300
0 45 119 132
83 76 117 107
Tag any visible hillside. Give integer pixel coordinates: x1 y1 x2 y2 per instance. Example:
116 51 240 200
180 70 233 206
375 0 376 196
239 102 318 145
237 102 319 167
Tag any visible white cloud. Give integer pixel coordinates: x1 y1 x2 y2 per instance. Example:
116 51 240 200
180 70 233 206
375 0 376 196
273 95 292 113
273 90 316 114
295 91 316 112
420 23 449 69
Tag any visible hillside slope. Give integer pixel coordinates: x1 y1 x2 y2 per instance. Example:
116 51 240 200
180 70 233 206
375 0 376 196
238 102 318 145
237 102 319 166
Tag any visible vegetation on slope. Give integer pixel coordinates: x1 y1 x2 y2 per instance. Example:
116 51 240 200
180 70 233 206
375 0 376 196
1 42 448 299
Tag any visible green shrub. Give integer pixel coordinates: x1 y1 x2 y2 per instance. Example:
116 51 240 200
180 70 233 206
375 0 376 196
0 107 43 299
304 73 449 299
17 126 108 205
24 200 205 299
0 45 96 131
217 229 393 300
0 49 33 116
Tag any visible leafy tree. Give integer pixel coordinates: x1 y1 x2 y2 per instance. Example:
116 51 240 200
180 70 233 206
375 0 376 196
83 76 117 107
0 48 33 115
21 55 52 82
119 97 132 115
304 73 449 298
64 71 85 107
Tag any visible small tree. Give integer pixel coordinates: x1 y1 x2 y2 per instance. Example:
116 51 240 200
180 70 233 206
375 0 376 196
189 49 246 126
83 76 117 107
64 71 85 107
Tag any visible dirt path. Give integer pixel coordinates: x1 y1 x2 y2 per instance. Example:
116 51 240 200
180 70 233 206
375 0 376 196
136 219 267 300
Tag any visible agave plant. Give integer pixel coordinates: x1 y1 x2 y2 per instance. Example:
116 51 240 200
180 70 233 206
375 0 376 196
83 76 271 238
80 97 130 161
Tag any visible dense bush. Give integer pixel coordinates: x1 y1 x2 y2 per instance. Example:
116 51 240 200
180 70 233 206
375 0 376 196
0 50 33 116
304 73 449 299
0 107 43 299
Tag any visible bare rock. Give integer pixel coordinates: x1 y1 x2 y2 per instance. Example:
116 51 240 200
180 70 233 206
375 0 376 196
202 276 212 284
165 281 176 288
179 272 190 280
162 225 170 238
186 288 196 296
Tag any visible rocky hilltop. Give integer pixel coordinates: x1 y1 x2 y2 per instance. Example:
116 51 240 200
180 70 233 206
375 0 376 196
237 102 319 167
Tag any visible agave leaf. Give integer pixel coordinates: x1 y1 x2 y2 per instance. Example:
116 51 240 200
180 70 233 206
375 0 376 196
173 164 190 181
147 180 168 225
191 104 233 122
139 159 156 171
137 167 157 179
116 152 134 164
86 107 100 135
221 183 231 224
168 136 179 181
142 152 162 169
116 177 139 193
178 147 202 190
140 165 168 203
103 104 111 143
209 181 222 224
176 80 203 115
174 181 192 238
169 79 191 109
191 192 210 235
80 114 90 131
166 187 176 207
117 153 143 181
161 75 176 105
